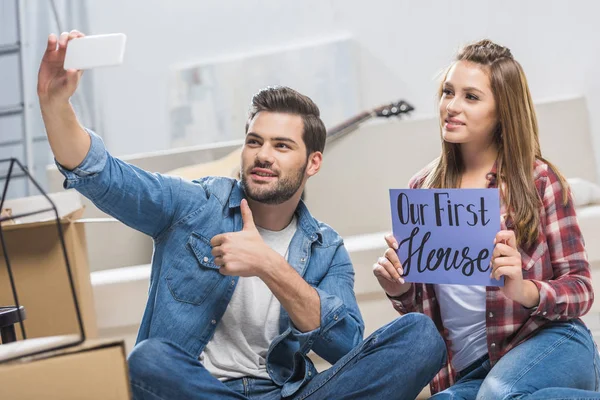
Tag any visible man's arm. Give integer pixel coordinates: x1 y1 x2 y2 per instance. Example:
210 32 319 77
259 255 320 332
36 31 203 239
212 200 364 362
38 31 91 169
211 200 320 331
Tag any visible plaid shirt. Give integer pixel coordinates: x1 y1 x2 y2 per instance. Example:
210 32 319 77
389 159 594 394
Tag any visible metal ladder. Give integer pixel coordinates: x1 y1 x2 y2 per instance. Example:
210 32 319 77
0 0 34 197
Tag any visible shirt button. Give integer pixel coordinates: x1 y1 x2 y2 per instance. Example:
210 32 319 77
203 256 209 263
308 371 312 376
211 319 217 325
300 257 306 262
333 315 338 321
491 343 496 348
542 311 547 316
488 312 494 318
231 280 235 286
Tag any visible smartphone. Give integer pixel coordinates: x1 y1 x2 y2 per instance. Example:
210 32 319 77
63 33 127 70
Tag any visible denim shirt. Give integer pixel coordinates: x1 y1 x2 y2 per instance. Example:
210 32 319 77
57 130 365 397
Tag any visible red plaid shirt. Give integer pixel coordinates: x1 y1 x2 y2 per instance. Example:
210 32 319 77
389 159 594 394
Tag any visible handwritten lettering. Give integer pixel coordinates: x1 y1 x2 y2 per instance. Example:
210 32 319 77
397 192 428 225
399 226 490 277
431 192 490 227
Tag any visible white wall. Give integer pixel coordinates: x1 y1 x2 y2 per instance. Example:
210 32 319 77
32 0 600 181
0 0 95 199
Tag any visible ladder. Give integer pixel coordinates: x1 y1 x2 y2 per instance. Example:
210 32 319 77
0 0 34 197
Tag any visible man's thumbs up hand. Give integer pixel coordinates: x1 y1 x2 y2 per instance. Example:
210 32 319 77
210 199 281 278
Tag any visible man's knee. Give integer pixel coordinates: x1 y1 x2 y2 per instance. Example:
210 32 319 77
391 313 444 346
395 313 438 335
128 338 174 382
476 379 519 400
377 313 447 365
405 313 446 364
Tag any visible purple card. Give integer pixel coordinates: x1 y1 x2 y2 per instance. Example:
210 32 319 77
389 188 502 286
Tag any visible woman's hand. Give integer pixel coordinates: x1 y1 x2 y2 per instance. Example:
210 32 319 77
372 234 412 297
491 230 540 308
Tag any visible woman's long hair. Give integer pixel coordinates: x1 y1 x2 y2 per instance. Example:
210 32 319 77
423 39 568 248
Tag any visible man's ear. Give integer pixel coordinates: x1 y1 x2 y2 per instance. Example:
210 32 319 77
306 151 323 177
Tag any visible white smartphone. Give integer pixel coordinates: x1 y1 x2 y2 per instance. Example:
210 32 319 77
63 33 127 70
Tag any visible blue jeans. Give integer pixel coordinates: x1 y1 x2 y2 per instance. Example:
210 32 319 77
128 313 447 400
430 319 600 400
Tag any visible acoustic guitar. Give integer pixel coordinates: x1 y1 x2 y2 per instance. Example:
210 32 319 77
166 100 414 180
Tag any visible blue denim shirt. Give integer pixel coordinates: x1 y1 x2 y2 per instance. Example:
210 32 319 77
57 130 364 397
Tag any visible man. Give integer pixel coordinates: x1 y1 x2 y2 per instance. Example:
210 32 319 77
38 30 446 400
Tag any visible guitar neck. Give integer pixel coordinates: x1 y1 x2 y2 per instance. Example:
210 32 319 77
325 111 375 143
165 99 412 181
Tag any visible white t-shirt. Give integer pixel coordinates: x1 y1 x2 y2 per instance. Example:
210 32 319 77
200 216 298 381
434 284 488 373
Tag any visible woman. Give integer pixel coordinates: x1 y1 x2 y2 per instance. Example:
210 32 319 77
373 39 600 399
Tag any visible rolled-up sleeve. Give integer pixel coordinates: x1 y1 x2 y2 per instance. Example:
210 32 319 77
55 128 108 185
388 284 421 314
55 129 202 240
530 168 594 320
294 243 364 365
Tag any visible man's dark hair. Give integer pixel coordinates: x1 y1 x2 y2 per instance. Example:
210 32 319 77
246 86 326 155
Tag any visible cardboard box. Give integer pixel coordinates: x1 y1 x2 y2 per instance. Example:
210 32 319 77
0 191 97 341
0 336 131 399
0 208 15 226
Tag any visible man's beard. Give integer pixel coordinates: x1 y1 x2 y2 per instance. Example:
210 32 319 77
241 162 306 205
